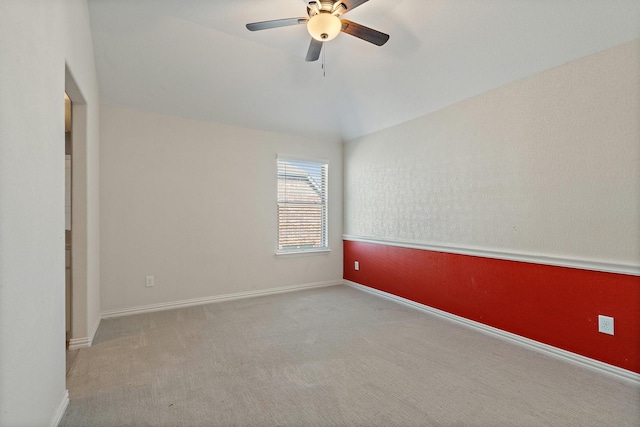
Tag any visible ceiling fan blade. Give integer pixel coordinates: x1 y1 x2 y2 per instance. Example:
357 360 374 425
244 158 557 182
339 0 371 13
246 18 307 31
340 19 389 46
305 38 323 62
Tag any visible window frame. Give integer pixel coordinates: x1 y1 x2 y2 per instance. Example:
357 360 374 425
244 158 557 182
276 155 329 256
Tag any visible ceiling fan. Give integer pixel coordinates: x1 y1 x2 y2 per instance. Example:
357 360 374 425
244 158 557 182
246 0 389 62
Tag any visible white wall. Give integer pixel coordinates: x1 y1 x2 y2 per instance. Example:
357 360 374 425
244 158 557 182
0 0 100 425
344 40 640 267
100 106 343 312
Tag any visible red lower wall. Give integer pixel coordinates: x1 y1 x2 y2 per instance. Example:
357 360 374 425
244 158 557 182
344 240 640 374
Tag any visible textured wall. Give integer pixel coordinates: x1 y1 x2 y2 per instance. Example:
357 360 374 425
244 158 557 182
100 106 343 312
344 40 640 266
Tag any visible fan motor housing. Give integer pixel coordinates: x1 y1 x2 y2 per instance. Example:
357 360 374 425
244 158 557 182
308 1 347 18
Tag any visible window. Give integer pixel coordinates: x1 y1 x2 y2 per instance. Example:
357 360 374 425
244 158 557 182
277 156 328 253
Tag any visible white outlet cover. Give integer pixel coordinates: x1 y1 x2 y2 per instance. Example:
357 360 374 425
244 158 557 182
598 315 614 335
354 261 359 271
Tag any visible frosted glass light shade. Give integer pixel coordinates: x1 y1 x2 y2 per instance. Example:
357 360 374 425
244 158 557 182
307 13 341 41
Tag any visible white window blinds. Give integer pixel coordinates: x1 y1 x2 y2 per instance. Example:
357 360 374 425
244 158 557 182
277 157 328 252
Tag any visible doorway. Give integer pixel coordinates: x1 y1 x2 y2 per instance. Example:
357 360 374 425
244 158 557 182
64 67 90 366
65 92 72 346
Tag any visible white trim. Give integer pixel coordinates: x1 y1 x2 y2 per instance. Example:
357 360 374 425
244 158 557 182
277 153 329 164
68 336 91 350
101 280 342 319
50 389 69 427
345 280 640 385
276 249 331 257
67 316 101 350
343 235 640 276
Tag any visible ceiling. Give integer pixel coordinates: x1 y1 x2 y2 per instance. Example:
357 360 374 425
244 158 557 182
87 0 640 143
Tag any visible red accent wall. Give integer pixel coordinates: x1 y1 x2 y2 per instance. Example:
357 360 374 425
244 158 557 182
344 240 640 374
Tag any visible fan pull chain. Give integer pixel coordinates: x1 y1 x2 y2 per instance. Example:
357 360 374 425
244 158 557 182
322 43 326 77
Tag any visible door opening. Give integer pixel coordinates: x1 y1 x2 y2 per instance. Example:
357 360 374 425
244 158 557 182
65 92 72 346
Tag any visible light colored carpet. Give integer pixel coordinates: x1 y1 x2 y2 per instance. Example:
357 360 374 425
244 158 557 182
62 285 640 426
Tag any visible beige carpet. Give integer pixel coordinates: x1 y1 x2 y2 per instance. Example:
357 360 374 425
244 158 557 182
62 285 640 426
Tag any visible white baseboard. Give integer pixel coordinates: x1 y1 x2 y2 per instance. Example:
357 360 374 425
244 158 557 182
68 315 101 350
68 336 90 350
345 280 640 385
50 389 69 427
101 280 342 319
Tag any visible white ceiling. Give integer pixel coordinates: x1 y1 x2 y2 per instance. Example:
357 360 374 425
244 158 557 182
87 0 640 143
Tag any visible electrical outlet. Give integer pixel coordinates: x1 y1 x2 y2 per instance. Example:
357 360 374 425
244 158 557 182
354 261 359 271
145 275 155 287
598 315 614 335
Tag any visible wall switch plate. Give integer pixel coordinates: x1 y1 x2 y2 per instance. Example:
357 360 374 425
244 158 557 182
354 261 359 271
598 315 614 335
145 275 155 287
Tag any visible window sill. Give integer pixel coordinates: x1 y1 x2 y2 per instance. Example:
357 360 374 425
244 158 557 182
276 249 331 258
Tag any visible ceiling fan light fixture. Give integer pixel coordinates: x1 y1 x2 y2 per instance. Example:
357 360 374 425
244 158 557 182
307 13 341 42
